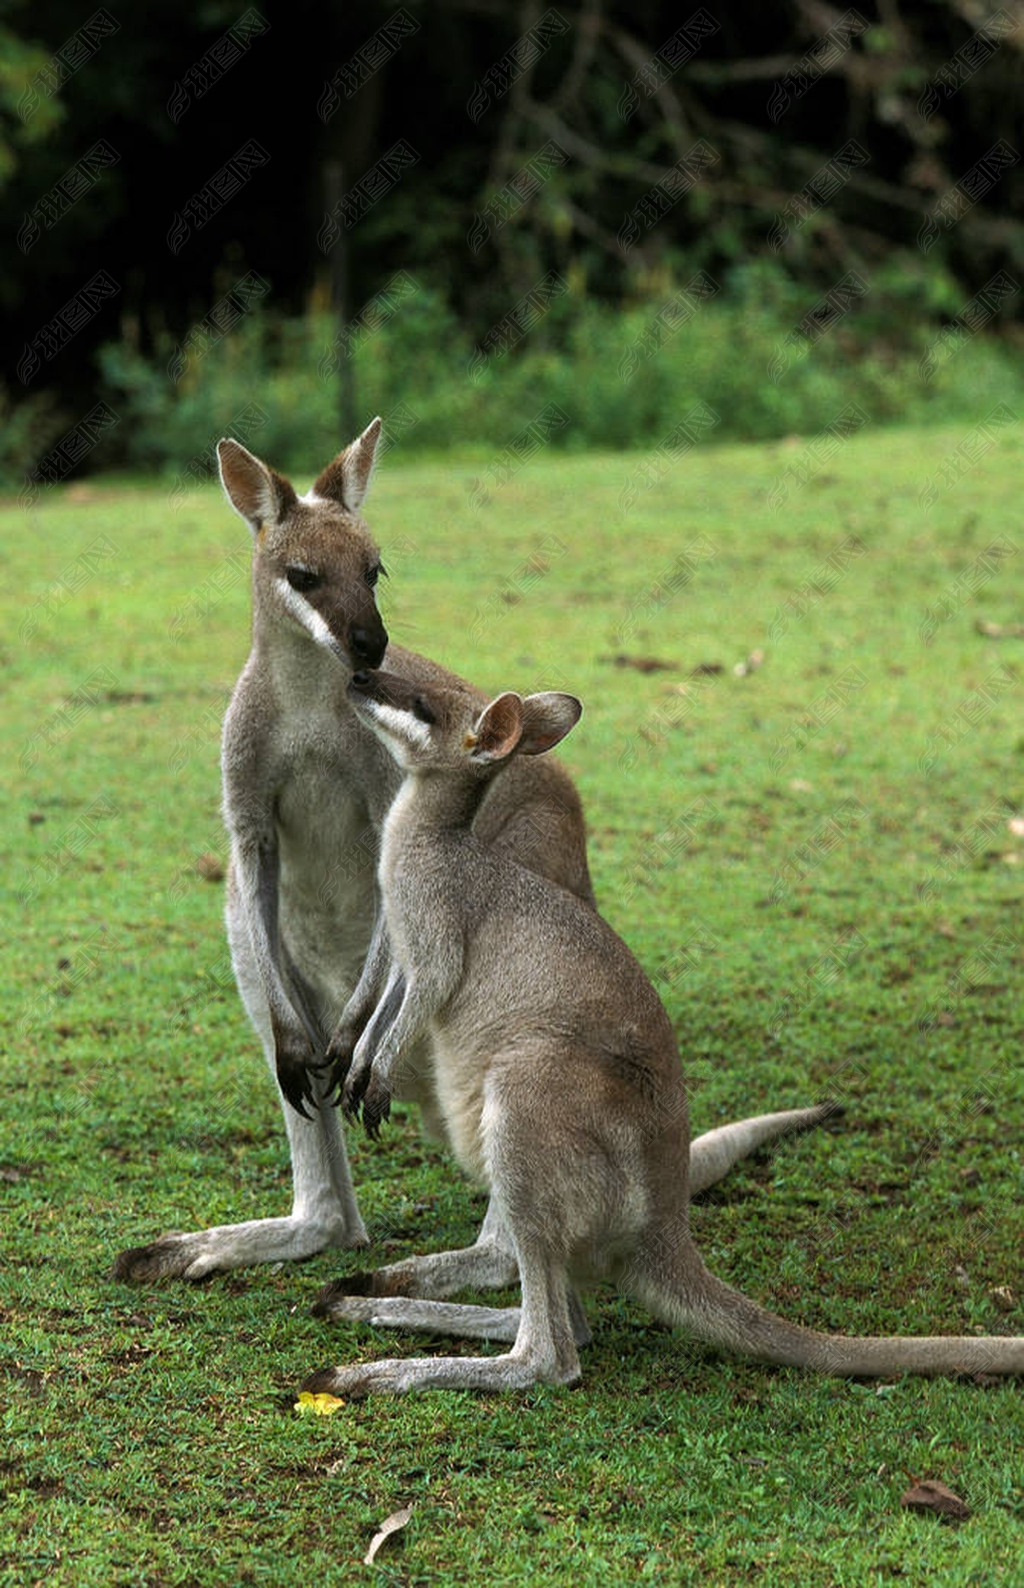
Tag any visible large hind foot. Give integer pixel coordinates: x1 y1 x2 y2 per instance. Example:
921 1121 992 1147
113 1209 367 1281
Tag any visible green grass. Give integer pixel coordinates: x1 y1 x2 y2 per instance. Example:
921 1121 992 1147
2 422 1022 1586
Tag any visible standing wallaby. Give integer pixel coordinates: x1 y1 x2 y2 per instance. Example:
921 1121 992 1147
115 420 834 1289
115 420 594 1285
304 670 1022 1397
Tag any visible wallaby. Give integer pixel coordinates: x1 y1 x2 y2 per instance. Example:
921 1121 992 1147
114 419 593 1285
115 420 834 1290
303 669 1022 1398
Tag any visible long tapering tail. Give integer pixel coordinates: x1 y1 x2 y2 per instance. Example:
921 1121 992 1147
639 1256 1024 1378
688 1102 840 1196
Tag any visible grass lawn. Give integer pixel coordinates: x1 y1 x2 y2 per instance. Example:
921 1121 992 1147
2 421 1022 1586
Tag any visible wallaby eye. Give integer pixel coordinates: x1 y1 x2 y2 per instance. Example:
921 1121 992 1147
412 695 436 725
286 566 321 593
365 562 385 589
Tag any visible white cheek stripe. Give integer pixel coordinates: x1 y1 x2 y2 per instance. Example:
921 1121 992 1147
361 698 432 752
275 577 341 654
369 700 432 749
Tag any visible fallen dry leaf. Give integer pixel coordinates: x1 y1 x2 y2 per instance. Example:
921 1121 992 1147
977 619 1024 639
294 1389 344 1416
990 1285 1017 1312
364 1505 412 1565
603 653 676 673
195 852 225 882
901 1479 970 1521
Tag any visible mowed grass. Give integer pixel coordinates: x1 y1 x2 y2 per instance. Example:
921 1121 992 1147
1 422 1022 1587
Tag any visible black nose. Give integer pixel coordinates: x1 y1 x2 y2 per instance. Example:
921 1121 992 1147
351 626 388 669
350 670 372 690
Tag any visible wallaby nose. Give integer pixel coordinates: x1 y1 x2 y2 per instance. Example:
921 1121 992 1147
351 626 388 670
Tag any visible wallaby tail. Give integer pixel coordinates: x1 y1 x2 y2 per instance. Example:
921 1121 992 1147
688 1102 840 1196
637 1251 1024 1378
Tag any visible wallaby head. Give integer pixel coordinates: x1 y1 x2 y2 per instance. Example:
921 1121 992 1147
216 418 389 671
347 669 582 777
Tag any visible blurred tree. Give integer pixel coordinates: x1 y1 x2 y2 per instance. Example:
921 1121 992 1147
4 0 1022 457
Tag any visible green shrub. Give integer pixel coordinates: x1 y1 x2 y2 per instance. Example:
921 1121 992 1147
82 258 1024 476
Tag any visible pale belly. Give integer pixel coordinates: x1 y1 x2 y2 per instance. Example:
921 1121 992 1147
276 762 379 1017
430 1033 491 1187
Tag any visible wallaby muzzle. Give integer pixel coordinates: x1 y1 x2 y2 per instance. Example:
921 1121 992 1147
348 668 410 708
348 622 388 670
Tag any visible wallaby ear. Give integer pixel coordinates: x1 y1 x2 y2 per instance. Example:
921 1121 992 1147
517 693 583 756
469 692 524 763
311 416 382 512
217 439 297 533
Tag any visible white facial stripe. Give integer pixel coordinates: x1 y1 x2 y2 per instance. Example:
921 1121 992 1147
275 577 341 655
365 699 432 750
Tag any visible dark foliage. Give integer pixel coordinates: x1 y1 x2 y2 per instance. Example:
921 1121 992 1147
4 0 1023 462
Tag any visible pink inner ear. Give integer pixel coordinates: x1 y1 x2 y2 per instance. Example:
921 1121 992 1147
221 453 265 519
474 694 523 759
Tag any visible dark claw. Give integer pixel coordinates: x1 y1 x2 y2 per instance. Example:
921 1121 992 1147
322 1029 358 1106
340 1059 372 1122
276 1055 316 1119
362 1081 391 1140
300 1365 343 1396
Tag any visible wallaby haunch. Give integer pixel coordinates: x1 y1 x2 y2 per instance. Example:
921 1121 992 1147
304 670 1023 1397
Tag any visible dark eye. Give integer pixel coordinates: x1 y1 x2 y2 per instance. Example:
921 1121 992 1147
365 562 386 589
286 567 321 593
412 695 436 725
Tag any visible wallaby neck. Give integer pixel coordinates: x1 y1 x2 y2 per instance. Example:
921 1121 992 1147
383 770 490 852
251 588 349 706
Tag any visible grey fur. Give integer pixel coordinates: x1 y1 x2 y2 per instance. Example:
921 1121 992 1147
112 427 842 1290
303 671 1023 1397
113 422 592 1282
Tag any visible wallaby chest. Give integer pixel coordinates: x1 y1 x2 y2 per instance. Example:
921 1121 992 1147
276 729 385 976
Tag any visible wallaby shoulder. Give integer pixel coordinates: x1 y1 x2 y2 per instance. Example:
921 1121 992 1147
385 819 672 1094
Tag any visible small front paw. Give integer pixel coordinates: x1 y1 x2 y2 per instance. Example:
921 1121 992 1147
361 1073 392 1139
320 1023 359 1103
275 1036 320 1118
339 1054 371 1123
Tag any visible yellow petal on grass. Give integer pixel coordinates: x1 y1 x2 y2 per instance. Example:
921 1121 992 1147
294 1389 345 1416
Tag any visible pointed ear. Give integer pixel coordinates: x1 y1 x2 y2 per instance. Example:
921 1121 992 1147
312 416 382 511
217 439 297 533
517 693 582 756
469 692 524 763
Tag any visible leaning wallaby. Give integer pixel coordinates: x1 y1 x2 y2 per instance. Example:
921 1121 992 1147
304 670 1022 1396
115 420 833 1288
114 418 595 1285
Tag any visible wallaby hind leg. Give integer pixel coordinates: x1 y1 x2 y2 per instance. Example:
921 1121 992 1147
318 1193 519 1301
303 1248 583 1398
318 1104 840 1302
314 1277 593 1347
113 905 367 1281
312 1295 586 1347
